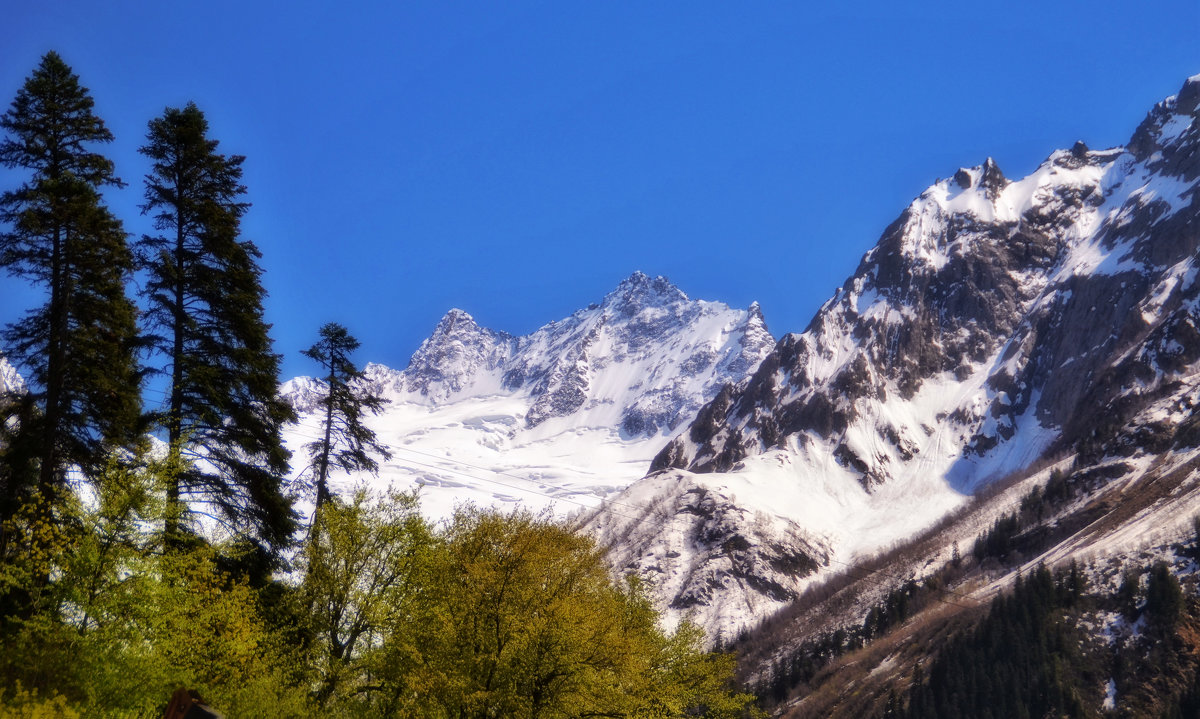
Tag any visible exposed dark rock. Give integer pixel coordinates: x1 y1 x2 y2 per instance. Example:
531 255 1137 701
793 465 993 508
979 157 1009 199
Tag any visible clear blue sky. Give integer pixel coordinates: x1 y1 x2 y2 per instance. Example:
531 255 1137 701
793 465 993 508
2 2 1199 380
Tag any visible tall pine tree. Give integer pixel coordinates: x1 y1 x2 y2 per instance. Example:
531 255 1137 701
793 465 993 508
0 52 141 510
302 322 390 512
138 102 295 554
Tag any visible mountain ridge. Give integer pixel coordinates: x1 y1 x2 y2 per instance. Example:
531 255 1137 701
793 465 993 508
280 271 775 520
585 72 1200 639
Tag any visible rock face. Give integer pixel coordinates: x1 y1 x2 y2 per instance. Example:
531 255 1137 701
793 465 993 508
586 467 831 638
323 271 775 438
589 74 1200 639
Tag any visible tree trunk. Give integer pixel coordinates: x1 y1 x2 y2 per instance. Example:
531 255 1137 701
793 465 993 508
316 361 337 510
38 224 65 501
165 199 186 549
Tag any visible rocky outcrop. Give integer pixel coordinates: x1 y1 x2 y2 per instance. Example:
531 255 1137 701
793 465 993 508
584 469 831 640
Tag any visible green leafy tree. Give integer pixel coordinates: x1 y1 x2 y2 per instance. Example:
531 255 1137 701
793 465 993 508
0 51 141 512
301 322 390 511
301 488 433 707
137 102 295 555
375 506 760 717
0 453 312 717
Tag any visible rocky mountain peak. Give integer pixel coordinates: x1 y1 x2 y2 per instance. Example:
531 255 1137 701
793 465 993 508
601 271 689 318
1128 75 1200 167
746 300 766 326
395 309 513 402
1175 73 1200 115
283 273 776 439
952 157 1008 199
431 308 485 338
979 156 1009 198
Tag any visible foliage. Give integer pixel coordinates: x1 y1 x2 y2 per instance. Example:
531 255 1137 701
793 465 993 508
301 499 760 717
753 554 975 709
301 488 433 706
0 454 312 717
1144 561 1185 631
0 470 756 716
972 511 1021 563
300 322 391 511
137 101 296 555
0 687 81 719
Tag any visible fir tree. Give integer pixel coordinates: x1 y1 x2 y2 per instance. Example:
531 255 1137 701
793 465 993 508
138 102 295 554
1145 561 1184 632
0 52 141 511
301 322 390 511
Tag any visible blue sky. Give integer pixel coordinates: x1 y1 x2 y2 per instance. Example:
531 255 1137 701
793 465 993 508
2 2 1199 380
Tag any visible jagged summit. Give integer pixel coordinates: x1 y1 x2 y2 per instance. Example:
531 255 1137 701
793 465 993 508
600 271 689 317
743 301 768 336
435 307 478 329
284 272 774 437
660 73 1200 484
1180 73 1200 111
393 307 512 403
953 157 1009 199
1129 75 1200 164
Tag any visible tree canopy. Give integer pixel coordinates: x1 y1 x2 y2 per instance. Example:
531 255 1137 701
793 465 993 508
302 495 761 717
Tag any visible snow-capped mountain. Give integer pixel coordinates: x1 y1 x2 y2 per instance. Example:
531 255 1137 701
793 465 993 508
281 272 774 520
0 355 22 396
586 74 1200 639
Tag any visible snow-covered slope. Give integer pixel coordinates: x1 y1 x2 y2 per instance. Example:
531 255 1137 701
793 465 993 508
585 74 1200 638
281 272 774 520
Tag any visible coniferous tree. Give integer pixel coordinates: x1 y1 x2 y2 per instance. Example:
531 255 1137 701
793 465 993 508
1145 561 1184 631
0 52 141 512
301 322 390 511
138 102 295 554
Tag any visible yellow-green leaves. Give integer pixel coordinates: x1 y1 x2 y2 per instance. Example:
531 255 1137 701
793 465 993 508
301 488 433 707
1 478 759 717
301 497 760 717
